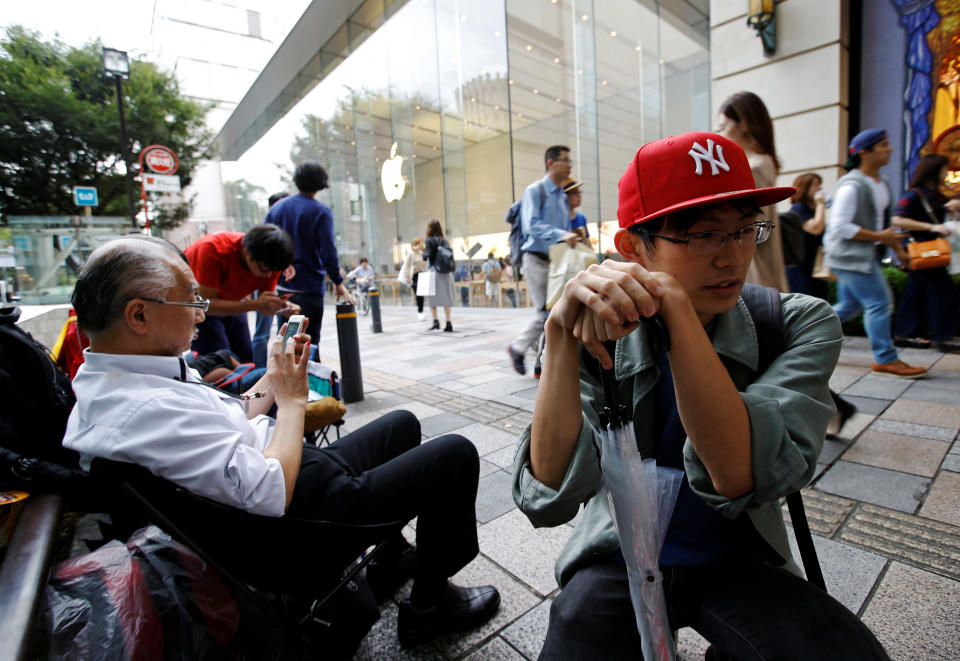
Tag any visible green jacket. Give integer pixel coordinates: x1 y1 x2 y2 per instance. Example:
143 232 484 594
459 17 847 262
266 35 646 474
512 293 842 588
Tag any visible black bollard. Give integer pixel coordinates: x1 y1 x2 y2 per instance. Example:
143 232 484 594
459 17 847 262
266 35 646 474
336 301 364 403
369 287 382 333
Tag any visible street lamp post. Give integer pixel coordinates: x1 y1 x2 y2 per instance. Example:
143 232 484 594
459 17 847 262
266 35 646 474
102 47 138 228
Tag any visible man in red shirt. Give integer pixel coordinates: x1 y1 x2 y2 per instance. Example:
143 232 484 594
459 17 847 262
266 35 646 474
185 225 299 362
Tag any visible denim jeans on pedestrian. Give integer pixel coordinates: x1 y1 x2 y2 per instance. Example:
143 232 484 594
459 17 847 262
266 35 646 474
251 308 273 369
832 263 898 364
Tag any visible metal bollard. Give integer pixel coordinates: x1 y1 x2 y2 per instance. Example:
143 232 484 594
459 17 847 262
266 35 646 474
369 287 382 333
335 302 364 403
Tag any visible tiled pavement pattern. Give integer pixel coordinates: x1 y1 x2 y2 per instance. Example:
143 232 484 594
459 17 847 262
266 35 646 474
320 308 959 659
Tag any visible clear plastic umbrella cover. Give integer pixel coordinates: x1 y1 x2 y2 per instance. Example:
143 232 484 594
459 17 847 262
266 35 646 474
597 362 683 661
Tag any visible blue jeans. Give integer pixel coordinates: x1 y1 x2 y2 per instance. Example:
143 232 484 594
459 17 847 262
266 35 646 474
251 310 273 369
832 264 898 364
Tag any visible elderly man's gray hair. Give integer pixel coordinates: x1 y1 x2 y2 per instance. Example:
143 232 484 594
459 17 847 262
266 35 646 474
72 237 183 336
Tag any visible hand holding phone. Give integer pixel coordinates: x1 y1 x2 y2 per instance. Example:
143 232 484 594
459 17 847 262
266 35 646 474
282 314 305 351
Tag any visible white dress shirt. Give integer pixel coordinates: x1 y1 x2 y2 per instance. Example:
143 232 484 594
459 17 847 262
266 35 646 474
64 350 287 517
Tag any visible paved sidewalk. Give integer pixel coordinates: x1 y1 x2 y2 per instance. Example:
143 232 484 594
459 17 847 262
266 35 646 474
316 304 959 660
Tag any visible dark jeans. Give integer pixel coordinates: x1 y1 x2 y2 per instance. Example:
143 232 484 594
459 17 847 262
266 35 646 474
539 559 889 661
412 271 424 313
893 267 956 342
191 313 252 363
277 291 326 361
289 410 480 584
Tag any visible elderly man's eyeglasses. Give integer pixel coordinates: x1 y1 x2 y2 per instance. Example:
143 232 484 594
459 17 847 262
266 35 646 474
634 221 774 255
139 295 210 312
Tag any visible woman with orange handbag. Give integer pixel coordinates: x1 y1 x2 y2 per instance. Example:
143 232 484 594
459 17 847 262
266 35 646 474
892 154 960 353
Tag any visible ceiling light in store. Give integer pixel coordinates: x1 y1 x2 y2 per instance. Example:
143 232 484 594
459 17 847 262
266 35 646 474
551 0 558 3
581 14 588 21
659 58 664 64
578 69 583 74
553 57 560 63
351 140 356 145
415 105 421 110
610 30 617 37
493 31 501 37
508 79 514 85
517 112 523 118
525 44 533 51
345 125 351 130
533 89 539 94
601 80 607 85
412 154 417 159
555 97 561 103
635 45 642 51
494 105 500 110
471 97 477 102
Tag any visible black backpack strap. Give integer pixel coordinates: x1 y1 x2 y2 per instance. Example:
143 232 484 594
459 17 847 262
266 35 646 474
739 284 827 592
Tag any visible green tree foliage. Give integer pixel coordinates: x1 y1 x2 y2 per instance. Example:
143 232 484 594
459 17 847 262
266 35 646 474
0 26 212 226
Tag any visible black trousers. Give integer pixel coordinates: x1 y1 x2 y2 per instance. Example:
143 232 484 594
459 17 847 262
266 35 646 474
539 559 890 661
289 410 480 583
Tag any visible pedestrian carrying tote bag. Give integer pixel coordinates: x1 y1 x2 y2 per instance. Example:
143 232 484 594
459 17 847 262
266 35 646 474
545 243 597 309
416 270 437 297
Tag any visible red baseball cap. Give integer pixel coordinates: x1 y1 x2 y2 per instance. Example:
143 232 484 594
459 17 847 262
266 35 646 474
617 131 795 229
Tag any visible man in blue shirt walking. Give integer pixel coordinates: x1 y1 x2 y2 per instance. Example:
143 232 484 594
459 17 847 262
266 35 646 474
508 145 580 377
265 161 353 354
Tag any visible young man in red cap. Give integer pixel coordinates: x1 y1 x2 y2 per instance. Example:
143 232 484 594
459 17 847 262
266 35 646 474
823 128 926 378
512 132 889 659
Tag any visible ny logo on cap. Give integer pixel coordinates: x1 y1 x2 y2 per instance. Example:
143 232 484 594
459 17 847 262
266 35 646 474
688 139 730 177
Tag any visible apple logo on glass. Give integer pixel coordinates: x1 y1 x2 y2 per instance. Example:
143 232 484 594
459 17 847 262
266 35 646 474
381 142 408 203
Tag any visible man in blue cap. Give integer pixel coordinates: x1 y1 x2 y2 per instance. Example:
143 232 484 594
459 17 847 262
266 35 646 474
822 128 927 378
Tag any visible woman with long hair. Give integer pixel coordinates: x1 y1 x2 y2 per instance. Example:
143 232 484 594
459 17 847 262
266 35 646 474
786 173 829 299
718 92 790 292
424 220 456 331
892 154 960 352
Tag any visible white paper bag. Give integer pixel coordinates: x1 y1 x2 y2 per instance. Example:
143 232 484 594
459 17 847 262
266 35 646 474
944 221 960 275
546 243 598 309
416 270 437 297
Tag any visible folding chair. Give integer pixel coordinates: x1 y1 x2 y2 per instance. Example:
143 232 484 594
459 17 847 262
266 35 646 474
307 362 346 446
88 459 404 650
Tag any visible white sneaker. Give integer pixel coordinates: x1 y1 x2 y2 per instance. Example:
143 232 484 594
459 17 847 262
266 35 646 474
417 313 425 321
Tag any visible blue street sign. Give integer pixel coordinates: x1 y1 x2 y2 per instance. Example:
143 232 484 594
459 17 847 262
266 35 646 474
73 186 99 207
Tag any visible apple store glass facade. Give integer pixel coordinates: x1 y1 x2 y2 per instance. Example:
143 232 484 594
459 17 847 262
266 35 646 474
231 0 709 270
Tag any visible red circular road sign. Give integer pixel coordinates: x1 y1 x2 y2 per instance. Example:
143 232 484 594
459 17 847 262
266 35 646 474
141 145 179 175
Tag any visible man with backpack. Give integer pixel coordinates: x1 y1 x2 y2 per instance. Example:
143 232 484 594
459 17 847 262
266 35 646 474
482 252 501 306
507 145 580 377
511 132 890 659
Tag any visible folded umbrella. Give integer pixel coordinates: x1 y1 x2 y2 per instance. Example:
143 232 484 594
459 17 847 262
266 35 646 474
597 345 682 661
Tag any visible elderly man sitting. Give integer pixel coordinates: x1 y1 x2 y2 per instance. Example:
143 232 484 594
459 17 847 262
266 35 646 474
63 237 500 647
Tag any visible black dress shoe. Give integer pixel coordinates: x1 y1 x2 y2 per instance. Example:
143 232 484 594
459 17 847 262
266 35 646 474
893 336 932 349
397 583 500 647
826 391 857 440
934 340 960 354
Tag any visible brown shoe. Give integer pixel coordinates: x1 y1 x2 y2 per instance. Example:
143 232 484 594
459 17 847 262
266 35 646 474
871 360 927 379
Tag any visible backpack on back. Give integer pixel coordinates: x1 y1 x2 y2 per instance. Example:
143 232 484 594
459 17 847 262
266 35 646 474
505 181 547 272
0 306 85 493
778 211 806 267
486 262 501 283
434 239 456 274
